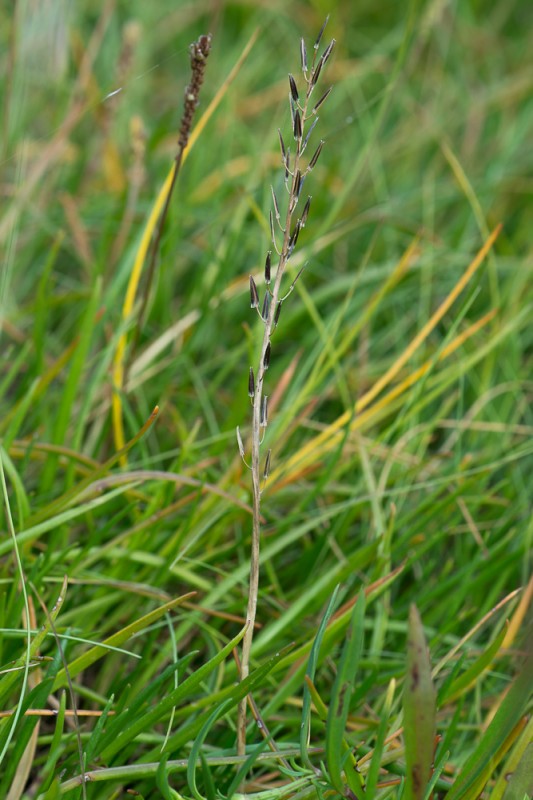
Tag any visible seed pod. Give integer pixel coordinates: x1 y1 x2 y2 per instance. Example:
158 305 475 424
263 341 271 369
292 169 302 198
274 301 282 327
288 220 301 252
293 108 302 140
269 210 277 249
302 116 318 153
288 73 299 102
260 395 268 427
314 16 329 51
278 128 286 161
249 275 259 308
312 86 333 115
308 139 324 170
261 292 271 321
301 196 312 228
264 251 271 285
322 39 336 65
311 55 324 89
248 367 255 398
263 449 272 479
271 186 281 221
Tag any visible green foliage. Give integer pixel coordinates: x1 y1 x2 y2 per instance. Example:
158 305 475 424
0 0 531 797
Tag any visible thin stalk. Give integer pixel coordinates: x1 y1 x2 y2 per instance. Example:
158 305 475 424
237 26 335 755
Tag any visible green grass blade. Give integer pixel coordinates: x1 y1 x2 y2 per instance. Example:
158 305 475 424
445 653 533 800
325 590 366 795
98 625 247 761
300 585 340 767
52 594 193 691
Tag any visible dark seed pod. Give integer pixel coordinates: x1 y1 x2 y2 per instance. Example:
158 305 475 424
302 117 319 153
288 220 301 253
292 169 302 198
269 210 277 248
263 449 272 479
271 186 281 221
260 395 268 427
314 16 329 51
248 367 255 398
278 129 286 162
288 73 299 102
249 276 259 308
312 86 333 115
293 108 302 140
274 301 282 327
311 55 324 89
301 196 312 227
263 341 271 369
322 39 336 65
264 251 271 285
261 292 271 321
308 139 324 169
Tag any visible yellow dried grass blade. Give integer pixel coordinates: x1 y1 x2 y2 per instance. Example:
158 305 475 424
271 227 501 485
112 29 259 460
272 308 497 487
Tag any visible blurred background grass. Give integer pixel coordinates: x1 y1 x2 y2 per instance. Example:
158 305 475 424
0 0 532 796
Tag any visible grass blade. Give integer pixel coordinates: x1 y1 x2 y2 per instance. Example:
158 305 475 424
325 590 366 795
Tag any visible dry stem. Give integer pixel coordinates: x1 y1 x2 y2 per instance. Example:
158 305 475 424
237 25 335 756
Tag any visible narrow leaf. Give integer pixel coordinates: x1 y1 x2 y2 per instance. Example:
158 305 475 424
325 591 365 794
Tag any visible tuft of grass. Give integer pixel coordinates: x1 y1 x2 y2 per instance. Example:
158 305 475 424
0 1 532 798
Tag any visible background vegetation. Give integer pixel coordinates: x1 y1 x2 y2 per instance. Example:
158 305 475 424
0 0 531 797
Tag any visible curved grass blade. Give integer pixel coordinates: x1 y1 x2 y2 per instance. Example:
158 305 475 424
445 649 533 800
98 625 247 762
325 590 366 796
187 698 234 800
52 593 193 692
300 585 341 767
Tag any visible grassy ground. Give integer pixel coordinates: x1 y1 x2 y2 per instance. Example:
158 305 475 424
0 1 532 798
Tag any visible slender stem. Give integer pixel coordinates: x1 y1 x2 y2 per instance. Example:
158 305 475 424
237 74 316 756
